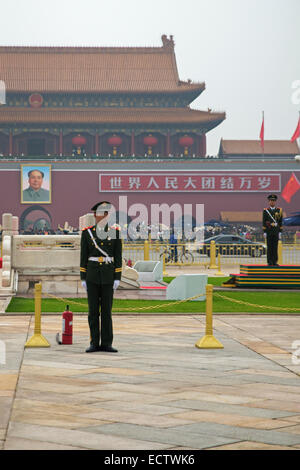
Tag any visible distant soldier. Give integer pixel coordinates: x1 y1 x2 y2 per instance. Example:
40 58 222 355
262 194 283 266
80 201 122 353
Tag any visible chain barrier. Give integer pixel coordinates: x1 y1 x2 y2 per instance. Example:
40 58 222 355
43 291 206 312
43 290 300 313
214 292 300 312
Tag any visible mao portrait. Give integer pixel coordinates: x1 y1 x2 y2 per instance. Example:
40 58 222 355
21 164 51 204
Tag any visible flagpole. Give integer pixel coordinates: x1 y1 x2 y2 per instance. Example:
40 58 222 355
263 111 265 161
298 110 300 147
261 111 265 162
291 111 300 149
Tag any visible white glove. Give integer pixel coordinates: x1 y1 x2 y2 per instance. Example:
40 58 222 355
113 280 120 290
81 280 87 291
278 232 281 240
263 233 267 239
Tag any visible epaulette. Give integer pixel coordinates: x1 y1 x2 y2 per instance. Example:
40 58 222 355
82 225 94 231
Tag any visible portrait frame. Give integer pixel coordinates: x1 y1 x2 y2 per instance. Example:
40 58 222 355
21 164 52 204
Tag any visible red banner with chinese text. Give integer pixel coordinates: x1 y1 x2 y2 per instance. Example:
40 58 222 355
99 172 281 192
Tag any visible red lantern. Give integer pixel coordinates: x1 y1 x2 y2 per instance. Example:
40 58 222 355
143 135 158 155
72 135 86 146
108 135 122 155
179 135 194 156
107 135 122 146
179 136 194 147
143 135 158 146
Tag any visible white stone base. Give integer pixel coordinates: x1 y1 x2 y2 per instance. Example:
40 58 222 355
17 272 140 295
17 274 83 295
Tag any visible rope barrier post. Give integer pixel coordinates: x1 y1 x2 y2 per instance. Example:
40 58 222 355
278 240 283 265
162 250 169 277
25 282 50 348
208 241 218 269
144 240 149 261
195 284 224 349
216 253 225 276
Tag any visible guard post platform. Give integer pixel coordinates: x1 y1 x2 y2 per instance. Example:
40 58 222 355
223 264 300 289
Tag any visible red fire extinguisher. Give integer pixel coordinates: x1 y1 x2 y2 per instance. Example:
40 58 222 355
56 305 73 345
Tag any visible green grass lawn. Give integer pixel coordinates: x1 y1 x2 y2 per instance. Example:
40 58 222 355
6 276 300 314
164 276 229 287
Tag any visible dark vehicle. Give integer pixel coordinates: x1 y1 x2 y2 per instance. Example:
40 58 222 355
198 234 266 257
283 212 300 226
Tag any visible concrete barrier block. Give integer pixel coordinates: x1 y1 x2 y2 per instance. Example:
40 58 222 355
166 274 207 301
133 261 163 282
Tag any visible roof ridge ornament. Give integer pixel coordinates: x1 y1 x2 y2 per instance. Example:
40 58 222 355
161 35 175 50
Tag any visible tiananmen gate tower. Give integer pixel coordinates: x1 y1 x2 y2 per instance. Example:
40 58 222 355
0 35 224 157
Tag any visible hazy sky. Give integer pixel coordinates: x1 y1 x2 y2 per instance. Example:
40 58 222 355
1 0 299 154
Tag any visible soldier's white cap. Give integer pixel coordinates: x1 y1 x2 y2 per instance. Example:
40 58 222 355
91 201 112 215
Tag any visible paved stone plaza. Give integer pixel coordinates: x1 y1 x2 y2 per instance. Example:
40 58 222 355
1 312 300 450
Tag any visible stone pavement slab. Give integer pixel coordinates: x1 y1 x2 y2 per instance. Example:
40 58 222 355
167 422 300 447
1 313 300 450
81 422 241 450
8 421 170 450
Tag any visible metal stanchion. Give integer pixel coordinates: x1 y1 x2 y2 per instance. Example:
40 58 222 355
162 250 169 277
208 241 218 269
195 284 224 349
144 240 150 261
216 253 225 276
25 282 50 348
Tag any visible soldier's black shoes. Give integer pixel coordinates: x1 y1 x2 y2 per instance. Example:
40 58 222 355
85 345 100 353
85 345 118 353
99 345 118 353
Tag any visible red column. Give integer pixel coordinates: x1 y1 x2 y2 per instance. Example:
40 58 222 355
202 134 207 157
9 130 13 155
59 130 63 155
166 132 171 155
131 131 135 155
95 132 99 155
199 134 207 157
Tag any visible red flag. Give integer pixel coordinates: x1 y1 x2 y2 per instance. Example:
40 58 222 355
259 114 264 150
291 117 300 142
281 172 300 203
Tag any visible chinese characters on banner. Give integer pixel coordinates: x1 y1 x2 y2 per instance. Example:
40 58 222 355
99 173 281 192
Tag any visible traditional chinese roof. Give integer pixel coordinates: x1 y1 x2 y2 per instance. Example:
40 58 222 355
219 139 299 156
0 36 204 95
0 107 225 128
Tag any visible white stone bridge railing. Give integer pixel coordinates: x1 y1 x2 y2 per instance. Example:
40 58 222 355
1 235 12 287
12 235 81 274
0 233 84 294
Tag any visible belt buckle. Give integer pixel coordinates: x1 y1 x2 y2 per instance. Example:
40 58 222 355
98 256 103 263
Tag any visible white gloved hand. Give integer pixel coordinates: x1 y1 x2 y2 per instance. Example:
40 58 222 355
113 280 120 290
278 232 281 240
263 233 267 239
81 280 87 291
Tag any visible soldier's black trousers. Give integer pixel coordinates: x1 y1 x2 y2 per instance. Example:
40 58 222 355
266 234 279 265
86 281 114 347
